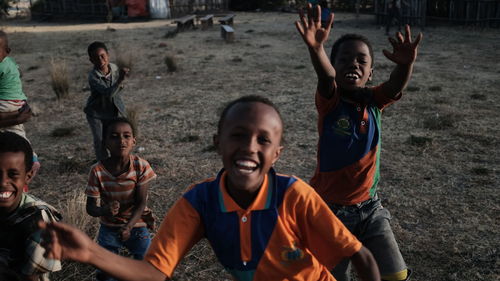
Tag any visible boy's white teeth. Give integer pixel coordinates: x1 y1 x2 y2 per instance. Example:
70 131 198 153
345 73 359 79
0 191 13 199
235 160 257 170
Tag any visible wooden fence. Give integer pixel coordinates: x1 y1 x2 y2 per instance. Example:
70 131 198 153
168 0 228 17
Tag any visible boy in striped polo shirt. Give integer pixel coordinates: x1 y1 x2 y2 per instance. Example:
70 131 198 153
85 117 156 281
296 4 422 281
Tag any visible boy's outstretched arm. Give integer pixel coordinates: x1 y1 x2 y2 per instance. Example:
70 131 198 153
39 221 168 281
295 3 336 99
351 246 381 281
381 25 423 99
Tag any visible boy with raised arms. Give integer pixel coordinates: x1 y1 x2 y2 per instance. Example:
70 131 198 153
295 4 422 281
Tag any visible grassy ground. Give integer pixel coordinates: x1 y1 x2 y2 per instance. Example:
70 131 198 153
2 11 499 281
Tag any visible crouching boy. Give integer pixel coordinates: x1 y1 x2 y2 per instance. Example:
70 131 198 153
0 131 62 281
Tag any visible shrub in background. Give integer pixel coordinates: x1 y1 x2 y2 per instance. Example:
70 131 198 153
50 59 69 100
165 54 177 72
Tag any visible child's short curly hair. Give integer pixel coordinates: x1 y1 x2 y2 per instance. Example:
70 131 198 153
0 132 33 171
87 41 108 57
330 34 374 67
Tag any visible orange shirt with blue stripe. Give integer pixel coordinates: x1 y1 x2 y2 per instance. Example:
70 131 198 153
85 155 157 228
145 168 361 280
311 85 401 205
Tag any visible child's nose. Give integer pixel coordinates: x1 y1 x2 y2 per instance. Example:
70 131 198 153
242 137 258 153
348 60 359 68
0 175 8 187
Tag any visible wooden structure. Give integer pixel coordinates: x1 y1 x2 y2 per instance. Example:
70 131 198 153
373 0 500 27
200 14 214 29
438 0 500 26
31 0 110 20
374 0 427 26
173 14 196 30
218 13 234 25
30 0 229 21
220 24 234 42
168 0 228 18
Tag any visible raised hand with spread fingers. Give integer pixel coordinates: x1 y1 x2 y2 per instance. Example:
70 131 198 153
381 24 423 98
295 3 337 99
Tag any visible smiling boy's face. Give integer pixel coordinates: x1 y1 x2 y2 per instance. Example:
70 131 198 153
215 102 283 195
0 151 31 215
333 40 373 91
89 47 110 72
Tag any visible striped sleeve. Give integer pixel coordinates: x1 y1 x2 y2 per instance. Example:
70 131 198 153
136 156 157 187
85 165 101 198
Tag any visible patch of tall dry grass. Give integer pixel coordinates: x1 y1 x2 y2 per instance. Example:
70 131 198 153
49 59 69 100
126 105 141 139
58 190 98 238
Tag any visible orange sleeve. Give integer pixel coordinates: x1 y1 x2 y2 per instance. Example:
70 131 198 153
372 85 402 110
292 179 362 269
144 198 204 278
315 83 339 118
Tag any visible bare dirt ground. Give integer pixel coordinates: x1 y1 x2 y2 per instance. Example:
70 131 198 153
2 11 499 281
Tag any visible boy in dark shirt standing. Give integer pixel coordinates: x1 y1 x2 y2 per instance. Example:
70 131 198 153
85 41 129 161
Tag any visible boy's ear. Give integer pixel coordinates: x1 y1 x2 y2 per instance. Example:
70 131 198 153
272 145 284 165
6 47 11 54
213 134 221 154
368 68 373 81
25 169 34 185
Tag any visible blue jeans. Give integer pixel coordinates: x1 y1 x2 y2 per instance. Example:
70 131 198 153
96 225 151 281
329 195 407 281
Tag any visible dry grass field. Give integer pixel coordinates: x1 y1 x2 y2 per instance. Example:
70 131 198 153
2 11 499 281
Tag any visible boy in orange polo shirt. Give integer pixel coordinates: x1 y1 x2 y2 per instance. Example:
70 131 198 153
41 95 381 281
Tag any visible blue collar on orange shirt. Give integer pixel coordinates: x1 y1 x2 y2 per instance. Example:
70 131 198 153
217 168 276 213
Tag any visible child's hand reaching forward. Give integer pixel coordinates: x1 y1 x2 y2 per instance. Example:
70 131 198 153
383 25 423 66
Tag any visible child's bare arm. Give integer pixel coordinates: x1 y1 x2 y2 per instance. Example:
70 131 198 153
380 25 423 99
0 104 32 128
351 246 381 281
39 221 168 281
86 197 120 218
295 3 336 99
120 183 149 241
